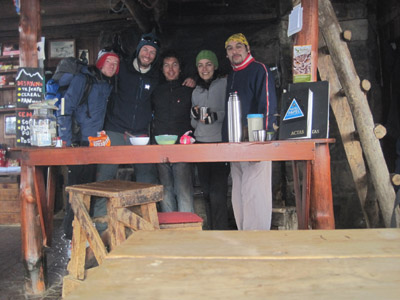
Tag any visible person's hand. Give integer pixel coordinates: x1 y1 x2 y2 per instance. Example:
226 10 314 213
182 77 196 88
204 112 217 124
191 106 200 120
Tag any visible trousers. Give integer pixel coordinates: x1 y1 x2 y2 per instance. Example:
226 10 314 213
230 161 272 230
157 163 194 212
197 162 230 229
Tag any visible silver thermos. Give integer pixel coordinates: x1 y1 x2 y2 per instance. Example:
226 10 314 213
227 91 242 142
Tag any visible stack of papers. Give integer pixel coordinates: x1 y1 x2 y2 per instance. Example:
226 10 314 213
288 4 303 37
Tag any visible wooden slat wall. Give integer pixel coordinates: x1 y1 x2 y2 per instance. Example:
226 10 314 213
0 181 20 224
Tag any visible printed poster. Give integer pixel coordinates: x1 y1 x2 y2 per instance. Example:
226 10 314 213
293 45 312 83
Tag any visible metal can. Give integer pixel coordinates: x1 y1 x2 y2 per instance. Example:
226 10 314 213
200 107 208 120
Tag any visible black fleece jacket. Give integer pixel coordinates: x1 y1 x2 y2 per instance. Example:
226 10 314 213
151 79 194 142
104 55 159 135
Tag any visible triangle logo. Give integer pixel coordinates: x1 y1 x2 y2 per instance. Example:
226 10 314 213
283 98 304 121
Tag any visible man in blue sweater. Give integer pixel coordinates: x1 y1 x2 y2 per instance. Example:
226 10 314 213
223 33 278 230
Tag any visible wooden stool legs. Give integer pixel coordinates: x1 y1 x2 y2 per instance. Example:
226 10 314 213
67 192 107 279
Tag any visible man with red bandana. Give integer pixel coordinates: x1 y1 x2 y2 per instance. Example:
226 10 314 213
222 33 278 230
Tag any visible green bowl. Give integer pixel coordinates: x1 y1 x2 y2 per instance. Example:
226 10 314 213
155 135 178 145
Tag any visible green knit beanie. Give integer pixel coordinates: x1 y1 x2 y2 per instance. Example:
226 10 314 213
195 50 218 70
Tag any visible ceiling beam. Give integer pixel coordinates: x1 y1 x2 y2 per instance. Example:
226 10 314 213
164 13 277 25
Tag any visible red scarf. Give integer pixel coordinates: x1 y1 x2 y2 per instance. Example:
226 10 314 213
231 53 255 71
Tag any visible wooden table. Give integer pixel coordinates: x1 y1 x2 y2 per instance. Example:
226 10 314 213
64 229 400 299
12 139 335 294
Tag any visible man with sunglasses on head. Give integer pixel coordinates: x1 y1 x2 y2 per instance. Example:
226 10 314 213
222 33 278 231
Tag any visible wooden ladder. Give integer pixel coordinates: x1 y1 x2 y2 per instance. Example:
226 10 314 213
317 0 399 228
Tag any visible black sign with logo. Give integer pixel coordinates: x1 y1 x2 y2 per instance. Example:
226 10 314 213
16 109 32 146
15 67 44 108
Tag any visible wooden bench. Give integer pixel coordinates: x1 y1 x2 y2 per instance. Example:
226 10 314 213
62 179 203 297
66 180 163 279
65 180 203 278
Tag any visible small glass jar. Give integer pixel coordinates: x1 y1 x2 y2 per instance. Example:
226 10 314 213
30 108 57 147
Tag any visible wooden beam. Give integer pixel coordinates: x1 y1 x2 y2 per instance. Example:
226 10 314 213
19 142 318 166
122 0 152 33
116 207 157 231
318 0 400 228
0 13 131 33
20 165 45 294
164 13 278 25
294 0 319 82
19 0 44 295
19 0 40 67
69 192 108 265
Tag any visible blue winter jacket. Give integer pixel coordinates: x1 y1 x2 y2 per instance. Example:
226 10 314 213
57 67 113 146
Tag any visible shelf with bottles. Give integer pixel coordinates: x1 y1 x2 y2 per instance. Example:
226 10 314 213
0 53 18 89
0 107 16 113
0 85 16 90
0 55 19 61
0 69 17 74
0 73 16 89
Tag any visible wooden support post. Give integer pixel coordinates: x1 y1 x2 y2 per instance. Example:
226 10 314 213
19 0 40 68
292 0 319 226
20 165 46 294
310 143 335 229
294 0 319 82
45 167 57 245
107 197 126 250
319 0 400 228
19 0 45 294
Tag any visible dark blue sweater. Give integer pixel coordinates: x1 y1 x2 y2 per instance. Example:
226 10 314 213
222 59 277 141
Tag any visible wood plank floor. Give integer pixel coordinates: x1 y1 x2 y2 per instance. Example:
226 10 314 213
66 229 400 299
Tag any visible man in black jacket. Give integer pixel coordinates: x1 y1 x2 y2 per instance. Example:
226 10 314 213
97 32 161 185
151 50 194 212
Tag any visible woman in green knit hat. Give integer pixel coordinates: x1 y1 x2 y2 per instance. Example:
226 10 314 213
191 50 230 230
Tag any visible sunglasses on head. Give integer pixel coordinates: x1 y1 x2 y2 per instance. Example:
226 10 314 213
141 36 161 47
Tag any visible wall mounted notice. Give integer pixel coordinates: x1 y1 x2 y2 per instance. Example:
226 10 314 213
16 109 33 146
293 45 312 83
15 68 44 108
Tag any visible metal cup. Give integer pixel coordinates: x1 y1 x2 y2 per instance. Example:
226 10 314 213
257 129 266 141
252 130 266 141
200 107 208 120
252 130 259 141
266 132 274 141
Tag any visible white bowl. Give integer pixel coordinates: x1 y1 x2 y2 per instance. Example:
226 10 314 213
129 136 150 146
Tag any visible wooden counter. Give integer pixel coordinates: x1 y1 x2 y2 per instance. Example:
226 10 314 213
65 229 400 299
12 139 335 294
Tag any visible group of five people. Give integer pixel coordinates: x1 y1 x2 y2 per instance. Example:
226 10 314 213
59 31 278 242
